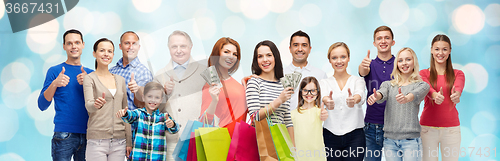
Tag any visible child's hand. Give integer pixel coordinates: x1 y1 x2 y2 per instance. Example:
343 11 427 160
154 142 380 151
367 88 379 105
165 113 175 128
320 102 328 121
94 92 106 109
116 109 127 118
346 88 355 108
322 91 335 110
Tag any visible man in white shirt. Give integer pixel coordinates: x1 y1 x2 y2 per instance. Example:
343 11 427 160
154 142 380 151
284 30 327 110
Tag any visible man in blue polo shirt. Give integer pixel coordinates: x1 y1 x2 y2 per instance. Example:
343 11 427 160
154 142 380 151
358 26 396 161
38 29 93 161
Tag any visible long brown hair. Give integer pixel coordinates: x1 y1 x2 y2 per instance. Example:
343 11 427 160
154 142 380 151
208 37 241 75
297 77 321 114
429 34 455 95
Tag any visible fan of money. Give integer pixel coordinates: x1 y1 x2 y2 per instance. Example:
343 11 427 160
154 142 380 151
280 71 302 90
201 66 223 87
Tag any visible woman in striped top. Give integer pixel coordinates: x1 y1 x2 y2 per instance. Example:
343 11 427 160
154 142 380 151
246 40 295 143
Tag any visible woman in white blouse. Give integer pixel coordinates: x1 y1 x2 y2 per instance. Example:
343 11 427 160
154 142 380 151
320 42 366 161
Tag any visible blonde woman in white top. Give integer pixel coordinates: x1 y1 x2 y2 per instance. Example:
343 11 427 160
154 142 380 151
320 42 366 161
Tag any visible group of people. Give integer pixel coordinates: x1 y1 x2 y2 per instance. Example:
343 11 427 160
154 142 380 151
38 25 464 161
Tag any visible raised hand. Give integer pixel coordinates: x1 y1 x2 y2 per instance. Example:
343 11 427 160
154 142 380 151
346 88 355 107
320 102 328 121
209 83 221 101
128 73 139 94
94 92 107 109
323 91 335 110
361 50 372 70
395 87 408 104
164 76 175 95
434 87 444 105
77 66 87 85
278 87 294 104
165 113 175 128
450 86 461 104
116 108 128 118
54 67 70 87
367 88 379 105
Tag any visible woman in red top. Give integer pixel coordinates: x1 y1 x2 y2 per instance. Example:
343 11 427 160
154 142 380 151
200 37 247 137
419 34 465 161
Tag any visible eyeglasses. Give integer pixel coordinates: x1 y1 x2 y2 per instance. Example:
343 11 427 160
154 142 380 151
301 89 318 96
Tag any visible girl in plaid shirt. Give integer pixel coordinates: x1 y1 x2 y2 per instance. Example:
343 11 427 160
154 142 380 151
116 82 179 161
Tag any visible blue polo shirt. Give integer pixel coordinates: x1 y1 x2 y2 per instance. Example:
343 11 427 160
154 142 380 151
363 55 395 124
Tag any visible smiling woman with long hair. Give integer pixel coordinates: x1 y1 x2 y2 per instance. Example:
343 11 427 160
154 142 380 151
83 38 131 160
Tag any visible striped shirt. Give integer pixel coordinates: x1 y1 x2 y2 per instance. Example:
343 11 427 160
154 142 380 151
121 108 179 161
246 77 293 128
109 57 153 110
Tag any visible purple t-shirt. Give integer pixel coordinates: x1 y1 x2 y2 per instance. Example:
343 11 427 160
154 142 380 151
362 55 395 124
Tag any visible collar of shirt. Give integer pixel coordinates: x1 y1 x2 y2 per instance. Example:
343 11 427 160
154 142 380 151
173 60 189 70
374 55 395 65
138 107 162 116
116 57 141 68
287 62 312 72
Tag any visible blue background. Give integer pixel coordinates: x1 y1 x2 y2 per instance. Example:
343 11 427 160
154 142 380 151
0 0 499 160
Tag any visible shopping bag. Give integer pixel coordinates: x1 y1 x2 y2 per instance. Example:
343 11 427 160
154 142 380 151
186 132 197 161
255 116 279 161
173 120 205 161
270 123 295 161
198 127 232 161
227 120 259 161
195 129 208 161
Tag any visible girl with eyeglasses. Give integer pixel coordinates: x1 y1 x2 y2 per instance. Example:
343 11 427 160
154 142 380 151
320 42 366 161
291 76 328 161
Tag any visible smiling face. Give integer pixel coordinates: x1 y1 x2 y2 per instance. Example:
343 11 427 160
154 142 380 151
257 45 275 74
64 33 85 59
218 44 238 71
169 35 192 65
289 36 311 64
431 41 451 65
301 82 318 104
373 30 395 54
329 46 350 73
93 41 114 67
143 89 163 113
120 32 140 61
397 50 414 75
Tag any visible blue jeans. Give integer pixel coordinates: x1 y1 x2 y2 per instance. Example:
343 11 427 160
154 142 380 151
324 128 366 161
383 137 422 161
364 122 384 161
52 132 87 161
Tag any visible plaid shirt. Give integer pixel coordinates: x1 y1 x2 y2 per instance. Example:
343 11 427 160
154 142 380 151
122 108 179 161
110 57 153 110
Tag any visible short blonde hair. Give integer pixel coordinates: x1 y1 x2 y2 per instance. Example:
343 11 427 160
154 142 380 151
390 47 422 86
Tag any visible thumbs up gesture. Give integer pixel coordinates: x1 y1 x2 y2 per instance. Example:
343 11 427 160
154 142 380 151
94 92 107 109
116 108 128 118
164 76 175 95
319 102 329 121
395 87 408 104
434 87 445 105
165 113 175 128
367 88 380 105
322 91 335 110
77 66 87 85
361 50 372 70
346 88 355 107
450 86 461 104
128 73 139 94
54 67 70 87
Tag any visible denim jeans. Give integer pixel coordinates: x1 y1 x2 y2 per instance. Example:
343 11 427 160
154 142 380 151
383 137 422 161
324 128 366 161
52 132 87 161
364 122 384 161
